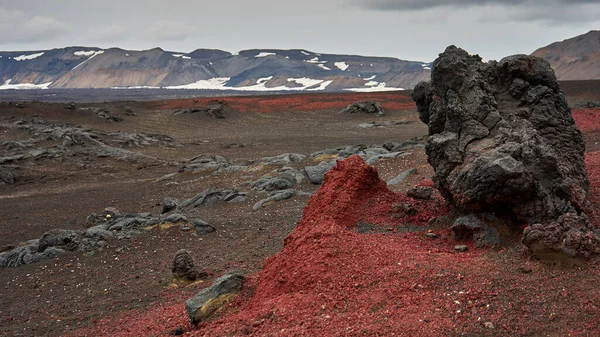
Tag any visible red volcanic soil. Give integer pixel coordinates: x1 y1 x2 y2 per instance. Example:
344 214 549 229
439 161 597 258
572 108 600 132
152 92 415 113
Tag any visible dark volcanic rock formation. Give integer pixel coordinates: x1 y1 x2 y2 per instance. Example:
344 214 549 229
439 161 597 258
412 45 600 258
341 101 384 116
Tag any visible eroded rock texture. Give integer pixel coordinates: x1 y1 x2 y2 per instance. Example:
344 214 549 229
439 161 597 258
412 46 600 258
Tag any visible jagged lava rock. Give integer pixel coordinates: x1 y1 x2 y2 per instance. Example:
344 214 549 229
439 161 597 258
412 45 599 258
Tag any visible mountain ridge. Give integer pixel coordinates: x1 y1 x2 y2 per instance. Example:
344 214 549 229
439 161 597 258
532 30 600 81
0 47 431 92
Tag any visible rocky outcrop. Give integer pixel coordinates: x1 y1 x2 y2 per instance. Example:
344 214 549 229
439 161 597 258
412 46 599 258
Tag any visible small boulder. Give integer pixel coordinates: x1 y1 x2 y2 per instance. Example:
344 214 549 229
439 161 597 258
162 197 179 214
191 219 216 234
407 186 434 200
171 249 204 281
185 271 245 324
304 160 336 184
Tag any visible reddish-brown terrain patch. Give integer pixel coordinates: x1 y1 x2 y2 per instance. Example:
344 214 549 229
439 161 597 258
152 92 415 113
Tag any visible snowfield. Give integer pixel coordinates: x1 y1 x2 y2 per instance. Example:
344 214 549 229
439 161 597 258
160 76 333 92
14 52 44 61
334 62 349 71
255 52 276 58
0 79 52 90
74 51 99 57
72 51 105 70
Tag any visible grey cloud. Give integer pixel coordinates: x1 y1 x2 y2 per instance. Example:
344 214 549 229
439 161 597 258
146 21 193 42
354 0 599 10
350 0 600 24
0 7 69 43
93 24 131 42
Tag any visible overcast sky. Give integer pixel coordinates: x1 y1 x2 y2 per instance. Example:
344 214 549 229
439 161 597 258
1 0 599 62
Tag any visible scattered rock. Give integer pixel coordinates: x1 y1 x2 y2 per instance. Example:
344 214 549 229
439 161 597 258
191 219 216 234
96 109 123 122
341 101 384 116
162 197 179 214
259 153 306 166
172 327 184 336
382 137 425 152
171 249 204 281
0 165 20 185
180 155 231 173
518 264 533 274
387 168 417 186
389 202 417 217
413 45 598 258
185 271 245 324
66 102 76 110
484 322 495 329
426 232 438 239
173 101 226 119
38 229 80 252
574 101 600 109
252 189 298 210
305 160 336 184
164 214 188 224
407 186 434 200
252 176 294 191
178 189 247 210
454 245 468 252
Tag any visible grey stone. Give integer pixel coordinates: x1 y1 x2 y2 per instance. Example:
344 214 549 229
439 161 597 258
164 214 189 224
191 219 216 234
162 197 179 214
0 165 19 185
304 160 336 184
38 229 80 252
85 226 115 240
407 186 434 200
171 249 203 280
454 245 468 252
185 272 245 324
387 168 418 186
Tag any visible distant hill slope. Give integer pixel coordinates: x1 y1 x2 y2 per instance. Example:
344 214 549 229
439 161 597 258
532 30 600 81
0 46 431 92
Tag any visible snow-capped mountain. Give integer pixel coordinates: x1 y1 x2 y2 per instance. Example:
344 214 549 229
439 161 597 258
0 46 431 91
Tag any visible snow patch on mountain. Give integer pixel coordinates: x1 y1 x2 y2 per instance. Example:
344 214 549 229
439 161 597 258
72 51 105 70
318 64 331 71
346 82 403 92
166 77 231 90
0 79 52 90
257 76 273 84
334 62 349 71
256 52 276 58
74 51 99 57
172 54 191 59
14 52 45 61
